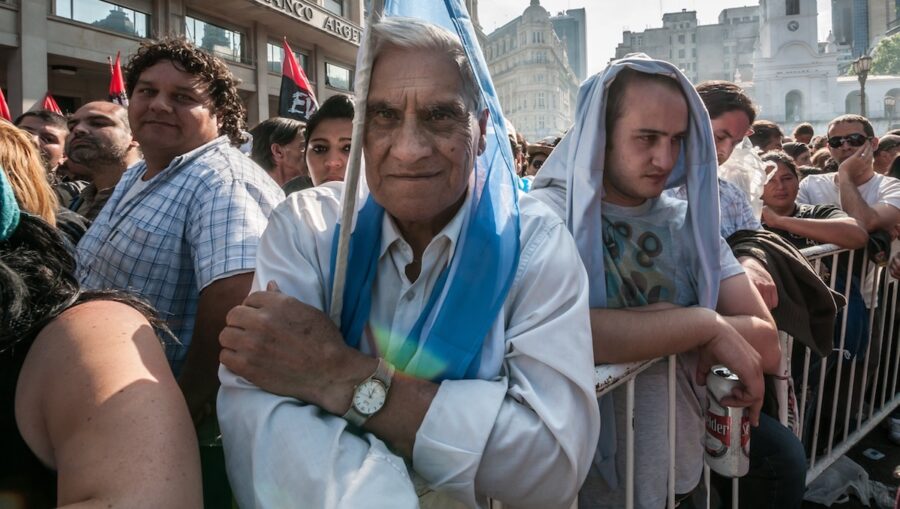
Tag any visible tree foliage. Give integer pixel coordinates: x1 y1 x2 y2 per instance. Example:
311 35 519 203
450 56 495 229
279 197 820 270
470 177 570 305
871 33 900 76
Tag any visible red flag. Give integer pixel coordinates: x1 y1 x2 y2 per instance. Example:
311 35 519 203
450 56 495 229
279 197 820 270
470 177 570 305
42 93 62 115
279 38 318 122
108 52 128 106
0 88 10 122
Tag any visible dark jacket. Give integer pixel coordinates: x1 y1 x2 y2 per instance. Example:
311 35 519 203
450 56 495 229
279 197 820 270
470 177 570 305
727 229 845 358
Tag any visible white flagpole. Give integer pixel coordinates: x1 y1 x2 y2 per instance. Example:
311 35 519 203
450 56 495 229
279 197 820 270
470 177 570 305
329 2 380 323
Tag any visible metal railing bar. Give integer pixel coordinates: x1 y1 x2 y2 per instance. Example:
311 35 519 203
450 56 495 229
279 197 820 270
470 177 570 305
626 377 635 509
667 355 676 509
827 248 858 455
881 281 899 408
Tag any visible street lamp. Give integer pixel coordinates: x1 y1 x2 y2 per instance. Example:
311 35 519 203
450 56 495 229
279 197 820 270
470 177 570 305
853 55 873 117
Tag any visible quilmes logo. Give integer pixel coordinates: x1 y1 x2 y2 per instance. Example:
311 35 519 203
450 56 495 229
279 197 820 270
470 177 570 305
705 411 731 457
741 415 751 455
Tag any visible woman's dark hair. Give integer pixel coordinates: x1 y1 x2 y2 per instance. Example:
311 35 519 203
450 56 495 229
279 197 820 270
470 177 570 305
124 37 246 146
304 94 355 150
1 214 167 352
749 120 783 149
761 150 798 177
781 142 809 160
248 117 306 172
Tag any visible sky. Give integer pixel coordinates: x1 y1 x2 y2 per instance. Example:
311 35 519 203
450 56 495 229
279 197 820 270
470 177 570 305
477 0 833 76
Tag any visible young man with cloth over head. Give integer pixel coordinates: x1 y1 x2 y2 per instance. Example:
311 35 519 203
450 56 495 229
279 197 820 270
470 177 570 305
531 56 780 509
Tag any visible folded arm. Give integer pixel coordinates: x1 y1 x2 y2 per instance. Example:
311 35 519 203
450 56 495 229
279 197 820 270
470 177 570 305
764 211 869 249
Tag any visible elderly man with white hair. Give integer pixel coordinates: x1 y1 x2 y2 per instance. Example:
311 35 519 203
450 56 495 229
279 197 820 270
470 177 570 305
216 17 599 509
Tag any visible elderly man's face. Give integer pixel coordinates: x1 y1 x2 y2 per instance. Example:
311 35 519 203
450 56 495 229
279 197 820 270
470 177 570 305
364 46 486 227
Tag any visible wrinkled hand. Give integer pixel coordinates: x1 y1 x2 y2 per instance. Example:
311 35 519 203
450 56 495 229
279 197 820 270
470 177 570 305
219 281 374 413
739 256 778 310
838 142 873 184
695 315 765 426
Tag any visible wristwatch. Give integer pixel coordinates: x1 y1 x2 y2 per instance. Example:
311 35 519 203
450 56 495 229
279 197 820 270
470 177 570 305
342 358 395 427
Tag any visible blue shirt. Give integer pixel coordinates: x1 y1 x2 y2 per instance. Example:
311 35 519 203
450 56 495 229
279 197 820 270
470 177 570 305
76 136 284 372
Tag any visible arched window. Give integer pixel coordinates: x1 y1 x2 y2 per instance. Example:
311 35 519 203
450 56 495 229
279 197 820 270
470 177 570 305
786 0 800 15
785 90 803 122
846 91 864 114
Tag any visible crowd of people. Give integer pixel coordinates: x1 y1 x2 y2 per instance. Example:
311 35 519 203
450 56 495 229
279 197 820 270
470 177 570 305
2 14 900 509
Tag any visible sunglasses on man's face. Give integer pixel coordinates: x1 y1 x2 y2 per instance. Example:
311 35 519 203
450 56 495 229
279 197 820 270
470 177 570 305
827 133 871 148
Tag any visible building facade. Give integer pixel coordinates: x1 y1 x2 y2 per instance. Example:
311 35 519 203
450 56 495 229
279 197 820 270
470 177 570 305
614 7 759 83
832 0 897 58
485 0 578 141
550 8 586 82
0 0 364 123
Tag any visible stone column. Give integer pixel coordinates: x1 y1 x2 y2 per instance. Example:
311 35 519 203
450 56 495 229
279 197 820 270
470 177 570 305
9 0 49 115
250 21 269 125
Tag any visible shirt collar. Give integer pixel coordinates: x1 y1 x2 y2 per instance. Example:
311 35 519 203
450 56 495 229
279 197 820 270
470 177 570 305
379 189 471 262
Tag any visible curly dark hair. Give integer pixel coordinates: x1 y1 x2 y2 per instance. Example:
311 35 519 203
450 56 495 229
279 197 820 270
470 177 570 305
124 37 246 146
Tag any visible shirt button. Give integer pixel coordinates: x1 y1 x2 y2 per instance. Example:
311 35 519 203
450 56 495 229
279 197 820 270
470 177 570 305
404 292 415 302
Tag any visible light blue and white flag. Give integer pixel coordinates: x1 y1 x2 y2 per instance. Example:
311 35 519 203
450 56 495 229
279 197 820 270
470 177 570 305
329 0 521 382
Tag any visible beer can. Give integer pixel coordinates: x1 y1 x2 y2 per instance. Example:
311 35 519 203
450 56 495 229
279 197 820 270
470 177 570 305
704 365 750 477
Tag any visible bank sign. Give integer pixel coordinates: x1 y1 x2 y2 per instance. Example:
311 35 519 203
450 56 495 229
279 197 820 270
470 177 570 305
252 0 362 45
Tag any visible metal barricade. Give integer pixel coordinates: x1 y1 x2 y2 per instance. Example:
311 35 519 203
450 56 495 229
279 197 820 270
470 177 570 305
576 243 900 509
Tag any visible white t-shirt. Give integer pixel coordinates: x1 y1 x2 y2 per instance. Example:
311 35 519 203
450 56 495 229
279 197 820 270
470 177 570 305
797 172 900 210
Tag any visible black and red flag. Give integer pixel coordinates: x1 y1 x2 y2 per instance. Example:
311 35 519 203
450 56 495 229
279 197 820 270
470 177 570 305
41 93 62 115
108 52 128 106
279 38 317 122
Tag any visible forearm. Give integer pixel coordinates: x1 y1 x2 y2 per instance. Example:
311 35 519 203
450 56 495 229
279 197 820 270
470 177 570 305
362 373 439 458
590 306 719 364
770 215 868 248
178 332 223 424
840 179 882 231
720 314 780 374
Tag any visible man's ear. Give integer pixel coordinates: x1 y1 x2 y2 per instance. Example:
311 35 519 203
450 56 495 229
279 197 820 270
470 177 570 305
477 108 489 155
872 136 880 151
271 143 285 163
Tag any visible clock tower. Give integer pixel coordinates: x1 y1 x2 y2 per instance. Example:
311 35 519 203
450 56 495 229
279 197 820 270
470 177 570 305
757 0 820 58
749 0 838 129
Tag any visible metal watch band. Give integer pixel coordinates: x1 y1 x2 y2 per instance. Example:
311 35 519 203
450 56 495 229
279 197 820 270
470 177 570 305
342 358 394 427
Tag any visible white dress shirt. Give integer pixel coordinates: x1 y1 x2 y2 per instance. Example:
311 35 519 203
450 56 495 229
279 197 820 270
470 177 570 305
218 182 600 509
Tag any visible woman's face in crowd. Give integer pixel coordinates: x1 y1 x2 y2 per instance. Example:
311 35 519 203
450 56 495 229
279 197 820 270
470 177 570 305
306 118 352 186
762 161 799 210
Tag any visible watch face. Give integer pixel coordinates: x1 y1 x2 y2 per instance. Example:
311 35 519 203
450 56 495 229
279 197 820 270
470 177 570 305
787 21 799 32
353 379 387 415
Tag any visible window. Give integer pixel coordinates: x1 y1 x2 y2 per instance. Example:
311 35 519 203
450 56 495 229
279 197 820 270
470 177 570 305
724 46 731 54
679 49 685 58
691 33 696 43
324 0 343 16
185 16 246 63
678 34 685 43
786 0 799 15
538 91 546 109
692 48 696 57
266 42 310 76
325 62 352 91
54 0 149 37
785 90 803 121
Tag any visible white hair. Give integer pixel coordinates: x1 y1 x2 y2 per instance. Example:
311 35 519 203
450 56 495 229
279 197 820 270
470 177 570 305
370 17 483 111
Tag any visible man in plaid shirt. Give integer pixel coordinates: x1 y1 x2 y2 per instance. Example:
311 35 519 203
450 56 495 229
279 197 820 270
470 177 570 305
76 38 284 422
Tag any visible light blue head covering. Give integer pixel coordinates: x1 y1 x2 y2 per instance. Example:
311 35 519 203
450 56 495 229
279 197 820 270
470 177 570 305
531 54 723 485
0 167 19 242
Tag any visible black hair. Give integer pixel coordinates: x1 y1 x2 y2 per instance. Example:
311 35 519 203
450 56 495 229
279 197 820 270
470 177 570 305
781 142 809 160
890 156 900 180
249 117 305 172
304 94 355 150
1 214 168 352
761 150 798 177
124 37 246 146
749 120 783 149
695 80 757 123
792 123 814 138
13 110 69 133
